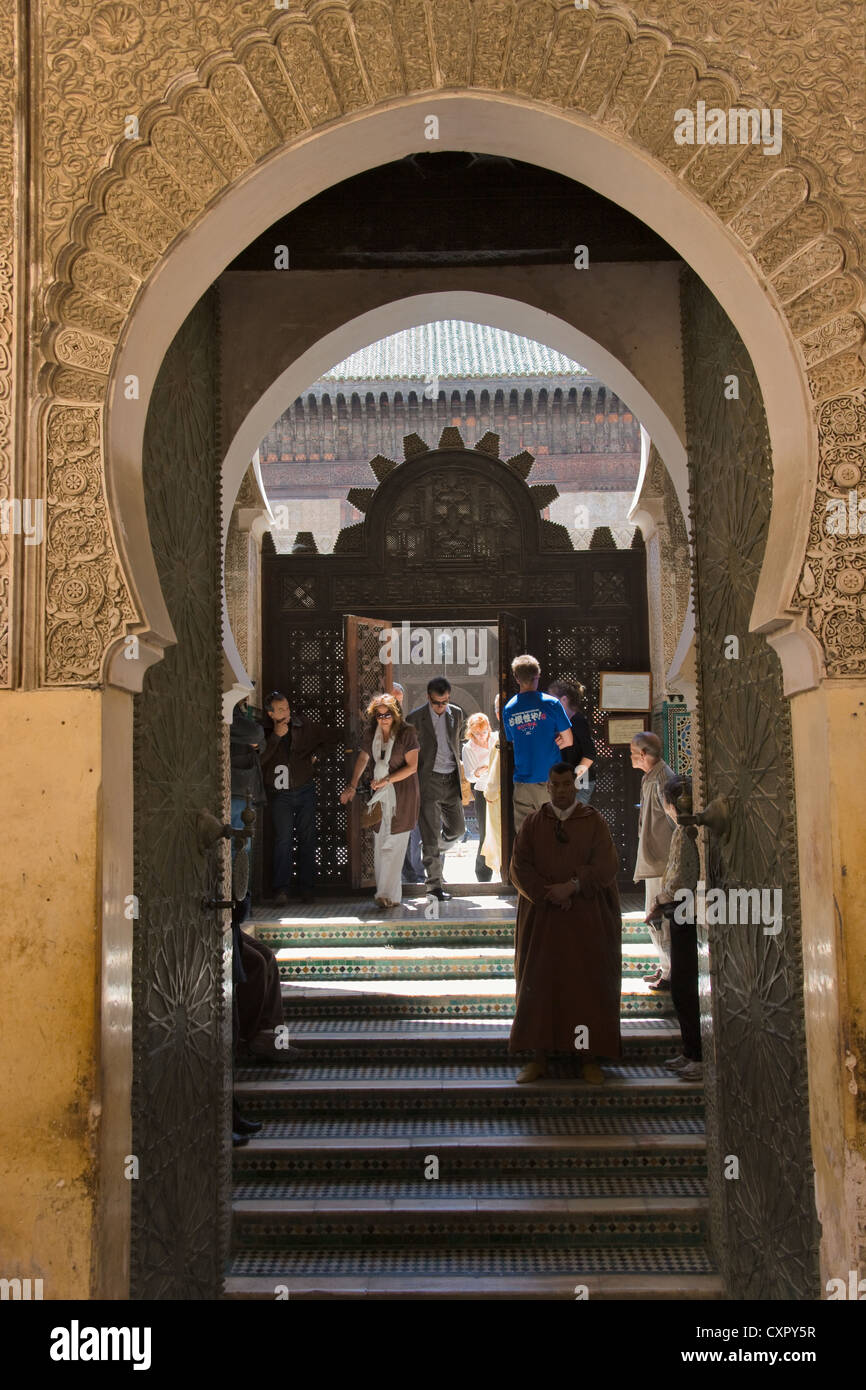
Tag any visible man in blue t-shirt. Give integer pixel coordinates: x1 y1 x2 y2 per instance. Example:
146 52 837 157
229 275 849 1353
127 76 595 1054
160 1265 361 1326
503 654 573 831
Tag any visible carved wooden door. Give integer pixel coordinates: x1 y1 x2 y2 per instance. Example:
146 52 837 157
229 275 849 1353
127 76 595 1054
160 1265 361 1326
682 272 819 1299
132 291 230 1298
344 615 393 888
497 611 526 877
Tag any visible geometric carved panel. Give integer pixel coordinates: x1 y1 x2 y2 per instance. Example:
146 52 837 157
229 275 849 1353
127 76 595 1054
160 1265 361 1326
383 471 521 564
541 621 641 886
682 271 820 1301
592 569 627 606
263 622 349 887
280 575 319 611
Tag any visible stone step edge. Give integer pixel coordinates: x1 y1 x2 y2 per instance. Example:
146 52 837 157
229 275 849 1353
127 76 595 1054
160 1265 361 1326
272 944 654 959
236 1133 707 1155
252 910 644 923
281 984 666 998
233 1076 703 1097
224 1273 724 1300
275 1021 680 1037
232 1195 708 1217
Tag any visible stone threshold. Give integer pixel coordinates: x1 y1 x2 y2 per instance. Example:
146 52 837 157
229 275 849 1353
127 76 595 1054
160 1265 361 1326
233 1075 703 1097
239 1132 707 1155
278 1020 681 1043
232 1195 708 1217
224 1273 725 1299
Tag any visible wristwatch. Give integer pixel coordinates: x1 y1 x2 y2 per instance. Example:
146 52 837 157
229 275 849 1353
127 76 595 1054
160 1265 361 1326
571 875 581 892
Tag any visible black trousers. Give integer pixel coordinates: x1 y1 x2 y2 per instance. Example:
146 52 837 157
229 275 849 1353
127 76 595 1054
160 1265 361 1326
669 915 702 1061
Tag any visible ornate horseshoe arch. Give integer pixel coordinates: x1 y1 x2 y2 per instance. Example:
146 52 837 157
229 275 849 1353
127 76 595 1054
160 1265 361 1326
7 0 864 1300
18 0 864 697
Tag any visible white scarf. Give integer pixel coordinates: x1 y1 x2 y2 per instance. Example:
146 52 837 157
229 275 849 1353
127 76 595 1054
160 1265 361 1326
368 726 397 825
551 797 580 821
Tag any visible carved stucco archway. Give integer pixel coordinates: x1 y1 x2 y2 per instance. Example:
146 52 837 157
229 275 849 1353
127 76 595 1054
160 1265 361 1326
20 0 866 701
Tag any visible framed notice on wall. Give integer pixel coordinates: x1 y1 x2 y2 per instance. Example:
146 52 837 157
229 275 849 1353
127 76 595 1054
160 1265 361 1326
599 671 652 712
607 715 648 746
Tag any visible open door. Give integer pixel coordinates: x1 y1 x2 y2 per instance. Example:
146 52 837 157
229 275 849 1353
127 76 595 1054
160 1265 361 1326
498 611 526 881
344 615 393 888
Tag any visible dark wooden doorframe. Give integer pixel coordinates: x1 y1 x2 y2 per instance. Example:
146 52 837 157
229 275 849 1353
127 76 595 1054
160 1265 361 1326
345 614 392 888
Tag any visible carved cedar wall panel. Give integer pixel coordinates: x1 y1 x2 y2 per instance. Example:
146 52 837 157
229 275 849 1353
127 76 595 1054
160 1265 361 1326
132 291 230 1299
681 270 820 1300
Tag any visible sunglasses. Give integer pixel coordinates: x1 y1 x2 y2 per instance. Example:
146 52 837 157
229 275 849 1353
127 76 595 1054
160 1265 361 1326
430 697 449 706
375 711 394 720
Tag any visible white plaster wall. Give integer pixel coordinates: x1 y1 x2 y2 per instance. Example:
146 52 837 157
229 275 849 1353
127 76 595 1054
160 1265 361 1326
549 490 637 549
271 498 344 555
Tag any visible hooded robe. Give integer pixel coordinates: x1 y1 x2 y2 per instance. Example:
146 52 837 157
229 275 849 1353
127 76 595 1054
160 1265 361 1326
508 801 622 1056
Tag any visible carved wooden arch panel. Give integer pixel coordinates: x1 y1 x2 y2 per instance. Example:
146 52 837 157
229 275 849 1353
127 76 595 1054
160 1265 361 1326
14 0 866 688
340 431 566 565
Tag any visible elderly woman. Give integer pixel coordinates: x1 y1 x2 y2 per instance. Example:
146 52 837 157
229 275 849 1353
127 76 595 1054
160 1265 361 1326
340 693 420 908
461 711 495 882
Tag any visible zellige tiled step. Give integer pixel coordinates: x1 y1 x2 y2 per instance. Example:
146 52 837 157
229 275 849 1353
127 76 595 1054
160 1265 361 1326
227 893 714 1299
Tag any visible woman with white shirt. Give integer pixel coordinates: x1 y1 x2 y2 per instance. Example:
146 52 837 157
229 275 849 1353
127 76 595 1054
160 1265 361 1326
461 712 494 883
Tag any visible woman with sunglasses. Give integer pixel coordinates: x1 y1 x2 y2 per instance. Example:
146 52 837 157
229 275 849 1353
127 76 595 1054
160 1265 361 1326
340 693 420 908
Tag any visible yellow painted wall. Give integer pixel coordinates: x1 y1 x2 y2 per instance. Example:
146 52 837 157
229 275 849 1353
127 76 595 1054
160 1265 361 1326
1 681 861 1296
792 681 866 1286
0 691 103 1297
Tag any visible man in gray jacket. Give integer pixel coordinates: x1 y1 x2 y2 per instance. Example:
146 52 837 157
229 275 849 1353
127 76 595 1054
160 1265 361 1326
631 732 675 989
406 676 465 901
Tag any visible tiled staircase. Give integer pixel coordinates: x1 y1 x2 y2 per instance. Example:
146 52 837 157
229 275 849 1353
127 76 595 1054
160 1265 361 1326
225 893 723 1299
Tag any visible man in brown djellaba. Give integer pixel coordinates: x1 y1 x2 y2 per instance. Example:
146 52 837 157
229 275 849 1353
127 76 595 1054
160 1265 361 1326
508 762 622 1084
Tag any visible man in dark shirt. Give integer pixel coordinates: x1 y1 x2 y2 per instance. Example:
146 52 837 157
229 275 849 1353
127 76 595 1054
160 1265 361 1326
260 689 340 905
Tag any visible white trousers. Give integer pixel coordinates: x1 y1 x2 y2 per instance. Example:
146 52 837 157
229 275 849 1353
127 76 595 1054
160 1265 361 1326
644 876 671 977
374 819 411 903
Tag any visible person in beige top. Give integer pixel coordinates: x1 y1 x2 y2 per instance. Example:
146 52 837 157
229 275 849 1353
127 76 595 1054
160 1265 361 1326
630 732 675 988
